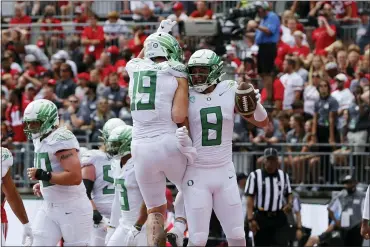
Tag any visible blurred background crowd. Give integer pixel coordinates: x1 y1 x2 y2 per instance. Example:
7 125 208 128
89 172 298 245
1 0 370 190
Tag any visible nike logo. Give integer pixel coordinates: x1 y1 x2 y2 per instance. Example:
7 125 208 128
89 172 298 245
229 176 234 179
65 212 72 215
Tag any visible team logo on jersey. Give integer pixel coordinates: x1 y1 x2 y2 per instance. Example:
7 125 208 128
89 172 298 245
189 96 195 103
187 180 194 186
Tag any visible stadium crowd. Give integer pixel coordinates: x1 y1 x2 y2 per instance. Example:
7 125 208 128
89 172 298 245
1 0 370 188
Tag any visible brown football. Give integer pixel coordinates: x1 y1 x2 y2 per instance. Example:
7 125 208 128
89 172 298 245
235 82 257 116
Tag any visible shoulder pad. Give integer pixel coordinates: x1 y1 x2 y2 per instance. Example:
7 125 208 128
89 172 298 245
168 61 187 74
47 128 79 153
49 128 75 143
126 58 143 72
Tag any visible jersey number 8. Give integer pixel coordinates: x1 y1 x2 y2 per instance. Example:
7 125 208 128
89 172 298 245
130 70 157 111
200 106 223 146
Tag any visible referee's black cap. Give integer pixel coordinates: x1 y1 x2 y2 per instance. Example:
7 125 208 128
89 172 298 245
264 148 278 159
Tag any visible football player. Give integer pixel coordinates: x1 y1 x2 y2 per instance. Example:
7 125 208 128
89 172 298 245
127 20 195 246
80 118 125 246
105 125 148 246
1 147 33 246
176 49 268 246
25 99 93 246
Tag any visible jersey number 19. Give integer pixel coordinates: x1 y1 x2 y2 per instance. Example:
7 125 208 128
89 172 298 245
130 70 157 111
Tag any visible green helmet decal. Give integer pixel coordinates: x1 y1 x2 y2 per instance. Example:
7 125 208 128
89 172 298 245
187 49 224 93
106 125 132 158
23 99 59 140
144 32 183 62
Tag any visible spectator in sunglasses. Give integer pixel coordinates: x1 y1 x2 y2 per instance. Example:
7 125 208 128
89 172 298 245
55 63 76 100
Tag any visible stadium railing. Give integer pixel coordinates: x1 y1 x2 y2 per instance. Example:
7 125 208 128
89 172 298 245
8 142 370 193
2 19 361 51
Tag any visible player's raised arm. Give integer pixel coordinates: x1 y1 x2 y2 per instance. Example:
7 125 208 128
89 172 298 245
172 77 189 124
235 82 268 128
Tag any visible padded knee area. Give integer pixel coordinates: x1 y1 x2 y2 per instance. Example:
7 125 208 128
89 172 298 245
189 232 208 246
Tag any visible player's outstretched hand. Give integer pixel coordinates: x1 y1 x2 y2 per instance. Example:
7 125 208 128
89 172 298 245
157 19 177 33
124 226 141 246
22 223 33 246
33 183 42 197
176 126 192 147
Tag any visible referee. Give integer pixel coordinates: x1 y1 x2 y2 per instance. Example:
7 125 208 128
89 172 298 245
245 148 292 246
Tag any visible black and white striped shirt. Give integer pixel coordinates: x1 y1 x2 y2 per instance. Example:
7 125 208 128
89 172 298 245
245 169 292 212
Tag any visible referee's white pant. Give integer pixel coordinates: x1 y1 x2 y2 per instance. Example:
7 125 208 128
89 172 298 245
182 162 246 246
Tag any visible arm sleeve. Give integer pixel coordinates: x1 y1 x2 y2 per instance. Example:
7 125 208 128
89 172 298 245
363 185 370 220
109 188 121 227
245 172 256 196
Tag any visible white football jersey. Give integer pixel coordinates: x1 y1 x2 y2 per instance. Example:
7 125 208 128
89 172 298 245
1 147 13 180
112 158 143 226
80 149 115 218
188 80 237 167
127 58 187 139
32 127 86 203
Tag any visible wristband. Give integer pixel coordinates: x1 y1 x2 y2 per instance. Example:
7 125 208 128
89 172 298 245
134 224 142 231
35 169 52 181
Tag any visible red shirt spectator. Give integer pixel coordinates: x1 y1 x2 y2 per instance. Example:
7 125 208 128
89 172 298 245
41 17 64 38
9 7 31 26
127 28 147 58
290 45 310 57
290 31 310 58
312 20 336 53
73 6 88 32
5 104 27 142
190 1 213 19
40 6 64 38
261 78 284 108
21 83 36 112
115 59 127 72
329 1 358 19
82 14 105 59
275 41 291 72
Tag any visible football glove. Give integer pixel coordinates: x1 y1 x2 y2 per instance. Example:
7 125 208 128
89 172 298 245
22 223 33 246
175 126 197 165
175 126 192 147
157 19 177 33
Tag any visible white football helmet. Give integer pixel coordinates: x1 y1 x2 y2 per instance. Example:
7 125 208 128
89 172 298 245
23 99 59 140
